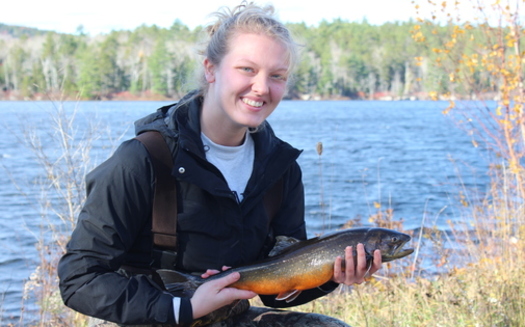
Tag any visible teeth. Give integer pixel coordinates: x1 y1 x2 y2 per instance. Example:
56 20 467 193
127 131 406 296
243 98 263 107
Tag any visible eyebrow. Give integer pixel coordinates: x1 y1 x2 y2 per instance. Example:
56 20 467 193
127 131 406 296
235 58 289 72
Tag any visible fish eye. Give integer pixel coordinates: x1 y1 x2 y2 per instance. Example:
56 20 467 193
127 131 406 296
392 237 398 242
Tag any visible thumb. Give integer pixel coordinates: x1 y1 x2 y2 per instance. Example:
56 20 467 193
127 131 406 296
213 271 241 289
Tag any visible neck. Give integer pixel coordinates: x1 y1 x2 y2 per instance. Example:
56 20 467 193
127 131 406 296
201 99 247 146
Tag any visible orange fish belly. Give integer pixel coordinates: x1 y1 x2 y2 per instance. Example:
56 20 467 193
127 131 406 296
231 265 334 295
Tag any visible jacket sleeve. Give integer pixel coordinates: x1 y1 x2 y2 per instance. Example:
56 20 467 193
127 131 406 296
259 161 339 308
57 140 176 324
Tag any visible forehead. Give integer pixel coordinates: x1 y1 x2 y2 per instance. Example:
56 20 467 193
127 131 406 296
225 33 290 68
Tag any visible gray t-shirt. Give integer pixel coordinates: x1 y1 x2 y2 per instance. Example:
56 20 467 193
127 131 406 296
201 132 254 202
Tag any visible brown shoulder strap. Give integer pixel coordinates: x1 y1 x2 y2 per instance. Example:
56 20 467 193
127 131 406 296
135 131 284 252
135 131 178 251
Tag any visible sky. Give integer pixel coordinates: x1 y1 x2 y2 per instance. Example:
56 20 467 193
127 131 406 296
0 0 420 35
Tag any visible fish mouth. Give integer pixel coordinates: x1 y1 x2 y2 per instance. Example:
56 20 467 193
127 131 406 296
383 240 414 262
392 247 415 259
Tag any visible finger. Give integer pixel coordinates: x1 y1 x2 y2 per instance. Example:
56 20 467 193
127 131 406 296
222 266 231 271
220 287 257 300
369 249 383 274
201 269 221 278
212 271 241 289
344 246 356 280
356 243 367 272
207 273 257 302
332 255 343 283
348 244 368 284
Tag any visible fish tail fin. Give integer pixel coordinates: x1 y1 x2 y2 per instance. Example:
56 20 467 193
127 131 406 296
156 269 203 297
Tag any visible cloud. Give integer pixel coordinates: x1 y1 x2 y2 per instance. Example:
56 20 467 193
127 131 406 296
0 0 418 35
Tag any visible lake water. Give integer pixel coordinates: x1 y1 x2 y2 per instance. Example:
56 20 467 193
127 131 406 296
0 99 490 324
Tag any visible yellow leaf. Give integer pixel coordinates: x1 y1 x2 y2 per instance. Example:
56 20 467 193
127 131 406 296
374 202 381 209
442 100 455 114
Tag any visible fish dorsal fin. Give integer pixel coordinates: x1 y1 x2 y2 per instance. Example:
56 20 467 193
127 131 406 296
276 289 302 303
269 236 321 258
268 235 301 257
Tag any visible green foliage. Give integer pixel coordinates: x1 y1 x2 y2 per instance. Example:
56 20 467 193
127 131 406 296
149 37 173 96
0 19 507 100
98 32 124 94
76 44 102 98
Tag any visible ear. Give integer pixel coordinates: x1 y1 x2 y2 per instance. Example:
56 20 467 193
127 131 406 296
203 58 216 83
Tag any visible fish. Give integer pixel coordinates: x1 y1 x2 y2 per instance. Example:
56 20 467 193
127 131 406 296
157 227 414 303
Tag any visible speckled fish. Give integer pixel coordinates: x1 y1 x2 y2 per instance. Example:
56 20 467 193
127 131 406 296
157 227 414 302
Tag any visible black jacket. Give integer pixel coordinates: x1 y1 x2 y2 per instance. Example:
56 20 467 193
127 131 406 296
58 93 337 325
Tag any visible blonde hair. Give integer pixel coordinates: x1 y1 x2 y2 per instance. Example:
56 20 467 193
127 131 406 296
196 2 299 95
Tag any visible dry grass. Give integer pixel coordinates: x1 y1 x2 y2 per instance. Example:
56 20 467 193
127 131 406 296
291 256 523 326
284 229 524 326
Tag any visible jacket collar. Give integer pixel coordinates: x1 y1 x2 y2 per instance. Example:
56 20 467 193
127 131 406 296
136 91 302 198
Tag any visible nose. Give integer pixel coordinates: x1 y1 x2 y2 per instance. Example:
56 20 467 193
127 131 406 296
252 74 269 95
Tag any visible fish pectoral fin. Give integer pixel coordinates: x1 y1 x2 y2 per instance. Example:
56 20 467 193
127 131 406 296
276 289 302 303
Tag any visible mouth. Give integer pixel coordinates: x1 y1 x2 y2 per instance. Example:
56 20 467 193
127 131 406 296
242 97 264 108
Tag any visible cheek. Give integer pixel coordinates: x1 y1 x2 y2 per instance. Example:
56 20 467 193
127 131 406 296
222 72 250 93
270 83 287 100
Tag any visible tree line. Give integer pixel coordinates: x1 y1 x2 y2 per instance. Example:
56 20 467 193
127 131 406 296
0 19 507 100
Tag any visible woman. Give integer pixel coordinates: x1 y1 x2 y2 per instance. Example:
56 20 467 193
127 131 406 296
58 3 382 326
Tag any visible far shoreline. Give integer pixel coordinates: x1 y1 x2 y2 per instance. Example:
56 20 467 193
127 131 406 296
0 90 499 102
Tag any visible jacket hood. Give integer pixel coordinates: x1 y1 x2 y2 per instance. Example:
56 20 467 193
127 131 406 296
134 92 201 139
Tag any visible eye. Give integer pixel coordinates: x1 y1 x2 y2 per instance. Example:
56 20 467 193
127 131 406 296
239 67 254 73
391 237 399 243
271 73 288 82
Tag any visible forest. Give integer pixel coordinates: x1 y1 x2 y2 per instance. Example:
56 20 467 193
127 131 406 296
0 18 513 100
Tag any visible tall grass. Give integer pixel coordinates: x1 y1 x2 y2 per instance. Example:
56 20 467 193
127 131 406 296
15 101 107 326
285 220 523 326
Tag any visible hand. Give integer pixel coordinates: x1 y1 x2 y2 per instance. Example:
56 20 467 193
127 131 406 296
190 271 257 319
332 243 382 285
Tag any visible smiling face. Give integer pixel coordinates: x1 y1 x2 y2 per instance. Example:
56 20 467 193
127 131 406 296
201 33 290 145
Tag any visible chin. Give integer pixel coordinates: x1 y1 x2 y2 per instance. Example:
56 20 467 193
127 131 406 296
245 119 266 129
235 115 266 129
